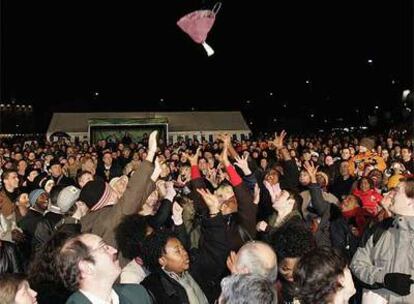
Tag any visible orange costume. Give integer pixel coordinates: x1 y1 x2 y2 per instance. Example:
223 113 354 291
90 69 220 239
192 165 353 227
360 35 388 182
349 151 386 176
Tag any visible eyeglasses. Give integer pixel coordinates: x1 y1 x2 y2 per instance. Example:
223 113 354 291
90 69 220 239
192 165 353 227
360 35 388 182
90 241 111 254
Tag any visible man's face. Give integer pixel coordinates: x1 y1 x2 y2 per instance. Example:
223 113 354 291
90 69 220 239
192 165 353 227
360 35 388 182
82 234 121 281
4 172 19 190
339 162 350 177
341 149 351 160
17 160 27 171
14 153 23 161
51 164 62 177
103 154 112 166
402 148 412 161
389 182 414 215
359 145 368 153
279 257 299 282
27 170 39 182
37 192 49 210
265 169 279 185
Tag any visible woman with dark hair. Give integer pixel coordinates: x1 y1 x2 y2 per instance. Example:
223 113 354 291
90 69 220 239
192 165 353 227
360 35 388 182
140 189 228 304
0 273 37 304
115 214 149 284
27 230 76 304
294 247 356 304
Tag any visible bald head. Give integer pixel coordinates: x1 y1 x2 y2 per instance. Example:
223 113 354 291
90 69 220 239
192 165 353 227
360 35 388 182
234 241 278 282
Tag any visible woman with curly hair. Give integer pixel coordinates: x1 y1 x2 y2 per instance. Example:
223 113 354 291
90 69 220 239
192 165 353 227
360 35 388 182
294 247 356 304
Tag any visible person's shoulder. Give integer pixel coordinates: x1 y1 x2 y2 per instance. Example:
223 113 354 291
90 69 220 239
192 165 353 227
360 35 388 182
114 284 152 303
65 291 91 304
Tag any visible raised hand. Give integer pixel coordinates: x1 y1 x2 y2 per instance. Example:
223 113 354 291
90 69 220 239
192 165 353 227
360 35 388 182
217 133 231 146
148 130 158 153
256 221 268 232
185 147 201 166
303 161 318 183
219 143 230 166
151 157 162 182
196 188 221 215
171 201 184 226
234 154 251 175
268 130 287 150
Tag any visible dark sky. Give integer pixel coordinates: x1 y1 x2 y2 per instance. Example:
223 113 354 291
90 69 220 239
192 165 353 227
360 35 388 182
2 1 413 132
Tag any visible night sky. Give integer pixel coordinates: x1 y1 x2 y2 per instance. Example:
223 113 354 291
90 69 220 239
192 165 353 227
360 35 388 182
2 1 413 133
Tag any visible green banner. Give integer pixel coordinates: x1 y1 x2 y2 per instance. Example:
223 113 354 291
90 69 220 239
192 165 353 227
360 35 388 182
88 118 168 144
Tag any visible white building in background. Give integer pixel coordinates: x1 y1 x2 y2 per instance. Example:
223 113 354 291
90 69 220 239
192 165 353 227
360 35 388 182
47 111 251 144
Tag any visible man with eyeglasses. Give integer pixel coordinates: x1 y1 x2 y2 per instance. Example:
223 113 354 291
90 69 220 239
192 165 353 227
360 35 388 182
56 233 151 304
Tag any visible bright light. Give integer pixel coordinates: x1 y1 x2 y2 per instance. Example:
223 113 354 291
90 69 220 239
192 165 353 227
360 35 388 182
246 100 251 104
160 98 164 102
94 92 99 96
269 92 274 96
368 59 373 64
403 89 411 100
306 80 310 84
375 106 379 110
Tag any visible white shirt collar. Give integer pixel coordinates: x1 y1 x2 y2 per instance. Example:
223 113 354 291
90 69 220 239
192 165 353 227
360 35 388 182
79 288 119 304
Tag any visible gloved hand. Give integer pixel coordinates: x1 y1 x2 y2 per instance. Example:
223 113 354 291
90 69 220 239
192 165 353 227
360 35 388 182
384 273 414 296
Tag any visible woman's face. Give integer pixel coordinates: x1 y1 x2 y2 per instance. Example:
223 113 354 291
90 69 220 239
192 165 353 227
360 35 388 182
14 280 37 304
359 178 371 192
279 257 299 282
299 170 311 186
160 238 190 274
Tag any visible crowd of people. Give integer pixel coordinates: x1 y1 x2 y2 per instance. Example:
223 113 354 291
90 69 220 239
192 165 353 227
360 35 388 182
0 128 413 304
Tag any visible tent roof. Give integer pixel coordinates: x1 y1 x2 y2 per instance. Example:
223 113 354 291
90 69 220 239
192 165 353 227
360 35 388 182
47 111 250 134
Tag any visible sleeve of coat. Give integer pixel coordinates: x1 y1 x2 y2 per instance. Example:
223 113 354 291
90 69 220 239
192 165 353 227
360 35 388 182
191 214 228 283
190 176 209 216
308 183 330 216
147 199 173 230
350 235 386 285
281 159 300 191
234 183 258 240
111 160 155 224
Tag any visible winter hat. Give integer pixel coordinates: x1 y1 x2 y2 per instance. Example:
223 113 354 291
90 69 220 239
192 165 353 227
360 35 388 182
79 180 112 211
57 186 81 213
29 189 46 207
359 137 375 151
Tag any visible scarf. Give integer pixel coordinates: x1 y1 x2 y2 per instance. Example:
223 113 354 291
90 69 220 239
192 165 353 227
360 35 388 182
164 270 208 304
